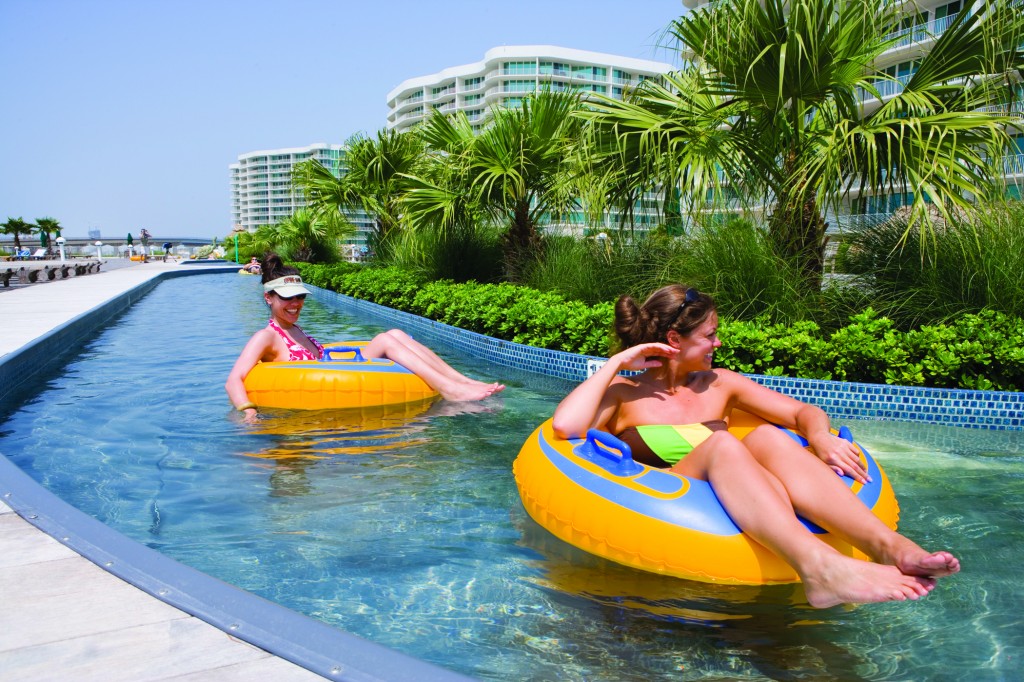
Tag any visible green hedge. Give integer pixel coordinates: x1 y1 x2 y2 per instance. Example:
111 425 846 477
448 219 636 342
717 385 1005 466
298 263 614 356
297 263 1024 391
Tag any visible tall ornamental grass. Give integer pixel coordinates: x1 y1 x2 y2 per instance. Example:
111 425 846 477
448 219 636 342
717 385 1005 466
839 202 1024 328
527 218 831 326
522 235 632 305
385 223 504 283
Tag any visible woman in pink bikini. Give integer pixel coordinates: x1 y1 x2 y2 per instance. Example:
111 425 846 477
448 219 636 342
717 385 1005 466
226 254 504 419
552 284 960 608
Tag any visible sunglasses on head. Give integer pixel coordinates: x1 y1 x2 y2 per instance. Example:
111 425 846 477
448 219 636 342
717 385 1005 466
666 288 700 328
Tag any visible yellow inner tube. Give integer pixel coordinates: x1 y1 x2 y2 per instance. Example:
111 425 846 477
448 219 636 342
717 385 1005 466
513 412 900 585
244 342 439 410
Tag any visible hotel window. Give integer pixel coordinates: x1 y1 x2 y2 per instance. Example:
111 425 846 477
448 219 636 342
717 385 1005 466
504 79 535 93
463 76 484 88
882 60 919 79
539 61 569 76
899 11 927 31
504 61 537 75
571 65 606 80
935 1 961 20
1011 134 1024 155
463 93 482 104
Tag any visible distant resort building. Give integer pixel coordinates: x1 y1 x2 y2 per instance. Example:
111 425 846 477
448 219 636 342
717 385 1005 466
229 143 374 254
385 46 675 233
230 48 674 247
386 45 674 133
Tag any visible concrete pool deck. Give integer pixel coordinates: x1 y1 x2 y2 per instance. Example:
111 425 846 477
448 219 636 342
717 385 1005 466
0 260 471 681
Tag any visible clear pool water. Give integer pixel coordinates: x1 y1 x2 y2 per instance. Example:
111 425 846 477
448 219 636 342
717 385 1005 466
2 273 1022 681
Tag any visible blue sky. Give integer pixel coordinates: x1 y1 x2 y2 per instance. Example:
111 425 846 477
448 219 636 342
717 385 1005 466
0 0 686 239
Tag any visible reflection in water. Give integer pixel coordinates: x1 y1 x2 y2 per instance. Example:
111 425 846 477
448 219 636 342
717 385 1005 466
239 400 436 497
238 398 505 497
516 514 883 681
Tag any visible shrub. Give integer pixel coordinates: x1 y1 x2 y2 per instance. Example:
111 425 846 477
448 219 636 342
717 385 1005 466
299 261 1024 391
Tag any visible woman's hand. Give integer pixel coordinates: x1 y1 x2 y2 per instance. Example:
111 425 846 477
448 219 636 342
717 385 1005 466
552 342 678 440
612 343 679 372
807 432 871 484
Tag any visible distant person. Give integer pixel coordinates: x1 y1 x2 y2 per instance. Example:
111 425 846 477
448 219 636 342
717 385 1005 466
162 242 173 262
241 257 261 274
225 253 504 421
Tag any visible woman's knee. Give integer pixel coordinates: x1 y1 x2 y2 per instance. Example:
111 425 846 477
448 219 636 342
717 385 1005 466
383 329 414 345
745 424 800 450
678 431 755 475
703 431 754 461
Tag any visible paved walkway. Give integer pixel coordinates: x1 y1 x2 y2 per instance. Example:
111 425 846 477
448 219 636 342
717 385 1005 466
0 261 327 681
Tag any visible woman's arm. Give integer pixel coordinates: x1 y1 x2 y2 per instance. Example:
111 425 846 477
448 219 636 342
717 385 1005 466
725 370 869 482
552 343 677 439
225 330 275 420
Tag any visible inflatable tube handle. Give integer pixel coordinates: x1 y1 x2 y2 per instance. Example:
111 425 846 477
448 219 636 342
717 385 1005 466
583 429 644 477
320 346 366 363
838 425 854 443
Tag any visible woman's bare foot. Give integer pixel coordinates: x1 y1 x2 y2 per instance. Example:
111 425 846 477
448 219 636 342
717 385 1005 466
896 550 960 577
438 381 505 402
801 552 936 609
875 537 961 578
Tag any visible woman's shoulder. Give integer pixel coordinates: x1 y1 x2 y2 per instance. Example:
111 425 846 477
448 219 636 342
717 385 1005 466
692 368 755 398
245 326 279 350
709 367 748 384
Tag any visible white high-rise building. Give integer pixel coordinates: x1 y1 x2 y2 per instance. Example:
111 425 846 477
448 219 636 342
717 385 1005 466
229 143 374 251
386 45 674 133
679 0 1023 222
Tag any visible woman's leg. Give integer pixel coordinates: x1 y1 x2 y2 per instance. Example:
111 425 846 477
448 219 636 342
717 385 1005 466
741 425 959 578
362 329 504 401
674 431 935 608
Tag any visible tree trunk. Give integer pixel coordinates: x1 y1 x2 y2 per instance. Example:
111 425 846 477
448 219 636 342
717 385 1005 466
501 201 541 279
769 196 827 290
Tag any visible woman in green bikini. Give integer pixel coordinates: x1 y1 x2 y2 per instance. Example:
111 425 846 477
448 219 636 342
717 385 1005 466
552 284 960 608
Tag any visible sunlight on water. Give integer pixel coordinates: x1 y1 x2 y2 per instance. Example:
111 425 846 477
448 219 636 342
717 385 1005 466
1 273 1022 680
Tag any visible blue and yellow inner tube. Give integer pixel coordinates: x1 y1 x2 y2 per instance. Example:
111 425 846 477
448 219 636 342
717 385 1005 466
513 411 900 585
244 342 439 410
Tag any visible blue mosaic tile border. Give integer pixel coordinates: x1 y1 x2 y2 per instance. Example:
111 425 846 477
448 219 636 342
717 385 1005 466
313 288 1024 431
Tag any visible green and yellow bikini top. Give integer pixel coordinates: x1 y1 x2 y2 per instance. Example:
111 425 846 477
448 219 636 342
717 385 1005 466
615 421 728 468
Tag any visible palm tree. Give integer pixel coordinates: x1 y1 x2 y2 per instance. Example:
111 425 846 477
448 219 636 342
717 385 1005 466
294 129 425 258
251 208 352 263
1 217 36 255
404 89 586 275
36 217 61 257
583 0 1024 286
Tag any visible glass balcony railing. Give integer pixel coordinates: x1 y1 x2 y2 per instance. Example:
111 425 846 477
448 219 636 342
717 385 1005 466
884 14 960 51
858 73 914 101
1003 153 1024 175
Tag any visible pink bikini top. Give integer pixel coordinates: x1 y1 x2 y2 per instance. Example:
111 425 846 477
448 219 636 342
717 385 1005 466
267 318 325 361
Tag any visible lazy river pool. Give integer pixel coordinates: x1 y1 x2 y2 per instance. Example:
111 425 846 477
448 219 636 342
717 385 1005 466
1 273 1022 680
